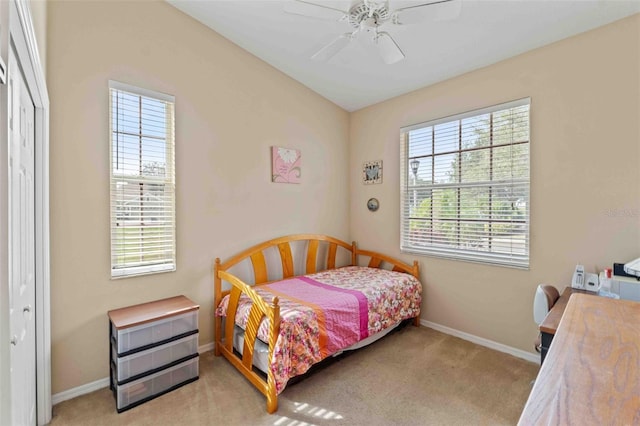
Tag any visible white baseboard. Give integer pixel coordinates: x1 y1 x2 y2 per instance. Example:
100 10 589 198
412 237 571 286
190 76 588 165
198 342 214 354
51 377 110 406
421 319 540 364
52 342 215 405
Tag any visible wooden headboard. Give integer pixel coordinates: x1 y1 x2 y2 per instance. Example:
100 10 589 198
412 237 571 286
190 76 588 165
214 234 419 302
216 234 356 286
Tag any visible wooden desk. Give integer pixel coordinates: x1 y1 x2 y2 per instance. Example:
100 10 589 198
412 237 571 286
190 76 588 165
538 287 594 364
519 294 640 425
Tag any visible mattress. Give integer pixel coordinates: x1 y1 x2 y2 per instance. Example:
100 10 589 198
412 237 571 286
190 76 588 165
231 320 402 375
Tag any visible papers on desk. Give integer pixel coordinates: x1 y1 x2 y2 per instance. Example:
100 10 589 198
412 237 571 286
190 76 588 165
597 290 620 299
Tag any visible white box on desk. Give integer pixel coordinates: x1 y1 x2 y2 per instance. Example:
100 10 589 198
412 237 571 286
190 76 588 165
613 275 640 302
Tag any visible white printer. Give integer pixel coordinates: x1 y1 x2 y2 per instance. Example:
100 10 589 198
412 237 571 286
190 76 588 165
612 258 640 302
624 257 640 278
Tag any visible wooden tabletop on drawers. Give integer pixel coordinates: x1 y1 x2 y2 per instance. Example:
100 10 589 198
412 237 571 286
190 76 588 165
538 287 594 335
108 295 199 329
519 294 640 425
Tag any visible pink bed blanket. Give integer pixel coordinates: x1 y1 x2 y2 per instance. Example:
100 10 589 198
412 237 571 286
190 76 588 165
216 266 422 394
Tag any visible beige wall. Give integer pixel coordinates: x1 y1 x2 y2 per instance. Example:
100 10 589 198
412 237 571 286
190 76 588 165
47 1 640 395
47 1 349 393
350 14 640 354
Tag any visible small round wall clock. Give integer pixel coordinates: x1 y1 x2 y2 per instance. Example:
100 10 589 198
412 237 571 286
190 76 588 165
367 198 379 212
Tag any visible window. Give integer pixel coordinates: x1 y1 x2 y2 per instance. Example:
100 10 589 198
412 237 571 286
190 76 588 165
400 98 530 268
109 81 176 278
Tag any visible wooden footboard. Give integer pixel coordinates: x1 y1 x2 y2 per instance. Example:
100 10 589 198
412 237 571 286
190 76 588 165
213 234 420 413
217 271 280 413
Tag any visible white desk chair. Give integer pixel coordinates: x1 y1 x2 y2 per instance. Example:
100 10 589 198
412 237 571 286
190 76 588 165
533 284 559 352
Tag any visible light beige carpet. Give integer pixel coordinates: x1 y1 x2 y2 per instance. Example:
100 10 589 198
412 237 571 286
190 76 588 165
50 326 539 425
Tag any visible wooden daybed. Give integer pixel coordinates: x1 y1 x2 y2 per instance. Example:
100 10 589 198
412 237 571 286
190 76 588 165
213 234 422 413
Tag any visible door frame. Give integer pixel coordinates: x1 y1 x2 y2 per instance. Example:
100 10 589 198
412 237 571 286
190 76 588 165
0 0 50 424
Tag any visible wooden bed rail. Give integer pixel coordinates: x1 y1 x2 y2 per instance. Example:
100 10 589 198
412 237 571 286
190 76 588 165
355 247 420 279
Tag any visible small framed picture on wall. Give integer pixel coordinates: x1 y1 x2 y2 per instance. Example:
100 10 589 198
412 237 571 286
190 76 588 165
362 160 382 184
272 146 301 184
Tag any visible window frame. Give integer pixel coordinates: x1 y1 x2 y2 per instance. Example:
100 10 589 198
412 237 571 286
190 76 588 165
400 98 531 269
109 80 176 278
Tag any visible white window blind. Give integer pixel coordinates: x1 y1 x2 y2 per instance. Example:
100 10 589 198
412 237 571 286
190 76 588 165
400 98 530 268
109 81 176 278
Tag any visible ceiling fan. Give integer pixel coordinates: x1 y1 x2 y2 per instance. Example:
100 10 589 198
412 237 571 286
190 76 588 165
285 0 460 65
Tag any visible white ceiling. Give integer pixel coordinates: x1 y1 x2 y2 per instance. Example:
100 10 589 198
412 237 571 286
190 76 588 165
167 0 640 111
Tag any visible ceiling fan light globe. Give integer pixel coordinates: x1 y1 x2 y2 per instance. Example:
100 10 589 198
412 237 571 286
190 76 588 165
362 17 377 28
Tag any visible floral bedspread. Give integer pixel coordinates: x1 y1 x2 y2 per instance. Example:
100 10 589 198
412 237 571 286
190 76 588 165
215 266 422 394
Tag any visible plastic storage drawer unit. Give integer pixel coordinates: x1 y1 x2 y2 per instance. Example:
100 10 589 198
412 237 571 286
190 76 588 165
113 356 199 411
112 333 199 383
108 295 200 413
112 310 198 355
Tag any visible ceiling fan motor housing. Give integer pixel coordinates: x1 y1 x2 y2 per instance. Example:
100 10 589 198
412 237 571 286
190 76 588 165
348 2 390 30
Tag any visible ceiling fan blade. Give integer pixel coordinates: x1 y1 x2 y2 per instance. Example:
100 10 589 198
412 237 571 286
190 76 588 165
311 33 353 62
284 0 348 21
375 32 405 64
392 0 461 25
432 0 462 21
